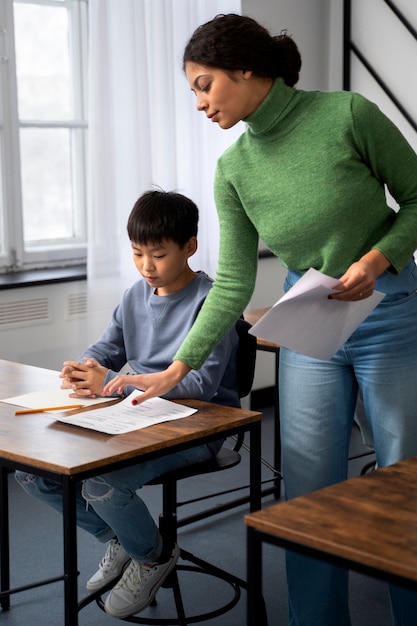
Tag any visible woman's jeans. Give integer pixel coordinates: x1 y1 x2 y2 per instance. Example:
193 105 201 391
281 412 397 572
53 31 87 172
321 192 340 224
15 443 213 563
279 259 417 626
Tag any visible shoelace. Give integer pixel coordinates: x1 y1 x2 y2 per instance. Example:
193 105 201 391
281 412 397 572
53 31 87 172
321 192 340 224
100 541 120 572
122 561 155 594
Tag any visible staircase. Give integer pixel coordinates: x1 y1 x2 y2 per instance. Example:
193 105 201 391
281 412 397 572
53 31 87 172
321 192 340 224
343 0 417 151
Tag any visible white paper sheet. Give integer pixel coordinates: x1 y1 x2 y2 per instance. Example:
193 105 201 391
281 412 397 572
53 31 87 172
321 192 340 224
56 390 197 435
249 268 385 360
1 388 116 410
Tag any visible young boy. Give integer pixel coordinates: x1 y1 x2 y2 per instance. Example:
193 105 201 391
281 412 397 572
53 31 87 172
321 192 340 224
15 190 240 620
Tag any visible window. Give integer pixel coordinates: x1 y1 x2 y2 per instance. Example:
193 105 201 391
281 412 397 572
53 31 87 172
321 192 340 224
0 0 88 273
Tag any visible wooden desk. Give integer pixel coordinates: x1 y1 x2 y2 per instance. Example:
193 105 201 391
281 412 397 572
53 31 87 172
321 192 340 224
245 456 417 625
0 359 262 626
244 307 281 498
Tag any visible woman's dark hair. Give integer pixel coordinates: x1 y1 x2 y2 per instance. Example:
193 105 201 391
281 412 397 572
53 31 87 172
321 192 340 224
183 13 301 87
127 190 198 247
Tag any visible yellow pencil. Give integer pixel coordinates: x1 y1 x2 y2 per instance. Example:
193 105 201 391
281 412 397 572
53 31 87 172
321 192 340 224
15 404 83 415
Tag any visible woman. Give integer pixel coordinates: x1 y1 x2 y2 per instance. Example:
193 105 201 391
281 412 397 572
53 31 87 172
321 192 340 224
105 14 417 625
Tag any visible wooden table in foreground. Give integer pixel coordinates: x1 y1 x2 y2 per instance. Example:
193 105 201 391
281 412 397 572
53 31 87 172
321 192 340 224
0 359 262 626
245 456 417 625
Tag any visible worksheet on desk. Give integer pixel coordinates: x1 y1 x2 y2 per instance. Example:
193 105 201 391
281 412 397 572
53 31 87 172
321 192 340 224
249 268 385 360
56 390 197 435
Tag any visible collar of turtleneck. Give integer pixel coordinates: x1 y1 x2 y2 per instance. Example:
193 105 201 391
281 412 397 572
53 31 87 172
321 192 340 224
243 77 297 137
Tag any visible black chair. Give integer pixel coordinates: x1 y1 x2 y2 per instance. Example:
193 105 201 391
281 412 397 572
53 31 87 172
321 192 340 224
96 318 261 624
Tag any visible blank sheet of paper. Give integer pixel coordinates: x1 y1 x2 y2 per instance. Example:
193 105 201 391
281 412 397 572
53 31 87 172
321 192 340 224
1 388 116 410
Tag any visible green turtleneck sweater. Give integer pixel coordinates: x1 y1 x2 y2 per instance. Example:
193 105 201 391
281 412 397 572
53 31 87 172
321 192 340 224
176 78 417 369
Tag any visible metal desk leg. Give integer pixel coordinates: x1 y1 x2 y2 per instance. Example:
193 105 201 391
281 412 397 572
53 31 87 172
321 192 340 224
0 466 10 610
255 343 281 499
273 349 281 499
247 526 268 625
249 421 262 512
248 424 269 624
62 475 79 626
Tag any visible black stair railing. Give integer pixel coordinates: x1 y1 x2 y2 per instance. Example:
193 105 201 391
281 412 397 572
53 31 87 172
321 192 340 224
343 0 417 133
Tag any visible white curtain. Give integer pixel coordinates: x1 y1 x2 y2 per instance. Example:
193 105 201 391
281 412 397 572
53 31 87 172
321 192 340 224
87 0 243 328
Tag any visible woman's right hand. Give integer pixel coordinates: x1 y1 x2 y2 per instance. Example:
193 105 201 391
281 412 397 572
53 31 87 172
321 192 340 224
103 360 191 403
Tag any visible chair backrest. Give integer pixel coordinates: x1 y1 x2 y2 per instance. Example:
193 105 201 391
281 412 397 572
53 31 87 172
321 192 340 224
235 317 257 399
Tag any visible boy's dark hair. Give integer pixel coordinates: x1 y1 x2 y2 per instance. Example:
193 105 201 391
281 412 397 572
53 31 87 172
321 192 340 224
183 13 301 87
127 190 199 247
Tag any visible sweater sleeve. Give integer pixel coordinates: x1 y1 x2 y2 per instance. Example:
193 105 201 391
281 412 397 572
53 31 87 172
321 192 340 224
174 161 259 370
79 303 127 373
351 94 417 272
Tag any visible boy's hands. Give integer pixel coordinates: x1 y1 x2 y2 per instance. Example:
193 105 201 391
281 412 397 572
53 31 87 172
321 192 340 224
103 361 191 404
60 358 191 403
59 357 108 398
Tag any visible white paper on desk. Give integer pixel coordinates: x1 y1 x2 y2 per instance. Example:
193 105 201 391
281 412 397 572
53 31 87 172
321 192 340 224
249 268 385 360
1 388 116 410
56 390 197 435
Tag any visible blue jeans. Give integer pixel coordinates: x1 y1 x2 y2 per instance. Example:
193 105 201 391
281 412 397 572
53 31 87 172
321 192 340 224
279 259 417 626
15 443 214 562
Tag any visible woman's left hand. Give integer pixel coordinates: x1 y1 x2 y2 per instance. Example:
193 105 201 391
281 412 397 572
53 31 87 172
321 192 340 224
329 250 390 301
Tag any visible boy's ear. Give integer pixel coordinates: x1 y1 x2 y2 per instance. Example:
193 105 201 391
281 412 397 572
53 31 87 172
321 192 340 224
186 236 198 257
241 69 253 80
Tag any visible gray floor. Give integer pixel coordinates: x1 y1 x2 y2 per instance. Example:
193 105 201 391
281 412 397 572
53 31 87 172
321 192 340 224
1 406 393 625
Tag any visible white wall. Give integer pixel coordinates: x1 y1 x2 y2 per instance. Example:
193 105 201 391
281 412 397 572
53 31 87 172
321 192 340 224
0 281 90 369
242 0 331 91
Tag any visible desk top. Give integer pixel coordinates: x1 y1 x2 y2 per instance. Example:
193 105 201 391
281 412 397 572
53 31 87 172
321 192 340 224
245 456 417 584
0 359 261 476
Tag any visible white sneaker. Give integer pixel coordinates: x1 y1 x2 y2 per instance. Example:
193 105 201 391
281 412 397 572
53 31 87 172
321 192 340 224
86 539 131 592
104 544 180 618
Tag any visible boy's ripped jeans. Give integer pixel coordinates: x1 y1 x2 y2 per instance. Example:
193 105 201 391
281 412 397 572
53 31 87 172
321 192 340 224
15 442 213 562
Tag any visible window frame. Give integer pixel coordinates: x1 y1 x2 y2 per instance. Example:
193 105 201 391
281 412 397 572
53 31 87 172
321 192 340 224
0 0 88 274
